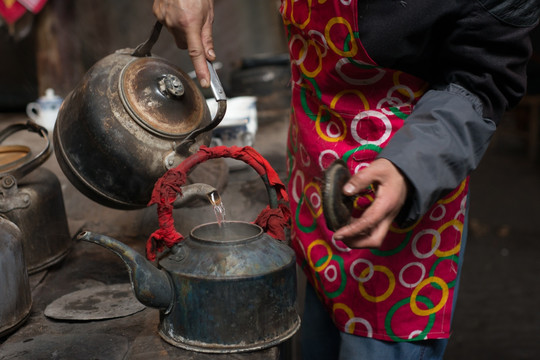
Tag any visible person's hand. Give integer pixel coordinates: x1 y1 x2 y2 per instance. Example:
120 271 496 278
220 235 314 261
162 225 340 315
153 0 215 88
333 158 408 249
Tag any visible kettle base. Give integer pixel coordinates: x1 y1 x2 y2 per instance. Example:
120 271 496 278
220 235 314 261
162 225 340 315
28 246 72 274
157 316 300 354
0 299 32 339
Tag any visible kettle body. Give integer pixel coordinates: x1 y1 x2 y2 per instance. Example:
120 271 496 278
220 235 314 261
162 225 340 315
2 167 71 274
0 122 71 274
0 217 32 337
158 221 299 353
79 222 300 354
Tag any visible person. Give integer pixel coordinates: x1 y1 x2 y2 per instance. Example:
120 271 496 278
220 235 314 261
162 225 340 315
153 0 540 359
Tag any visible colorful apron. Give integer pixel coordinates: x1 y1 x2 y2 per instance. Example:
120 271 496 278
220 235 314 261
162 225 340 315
280 0 468 341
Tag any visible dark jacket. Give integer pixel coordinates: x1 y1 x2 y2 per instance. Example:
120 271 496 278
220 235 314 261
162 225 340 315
361 0 540 224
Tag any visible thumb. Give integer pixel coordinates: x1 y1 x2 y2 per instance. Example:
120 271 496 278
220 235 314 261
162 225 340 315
343 165 375 196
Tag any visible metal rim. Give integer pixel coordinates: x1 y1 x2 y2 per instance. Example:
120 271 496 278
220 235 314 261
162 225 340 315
190 221 264 244
157 315 300 354
0 145 32 172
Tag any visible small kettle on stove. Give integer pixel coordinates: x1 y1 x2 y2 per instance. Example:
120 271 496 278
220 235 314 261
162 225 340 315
0 122 71 274
54 21 227 209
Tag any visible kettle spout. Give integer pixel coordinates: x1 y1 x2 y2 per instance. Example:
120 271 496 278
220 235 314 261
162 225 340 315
173 183 217 208
77 231 174 311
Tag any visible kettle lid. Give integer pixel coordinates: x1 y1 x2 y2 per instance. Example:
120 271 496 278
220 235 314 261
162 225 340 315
119 57 207 138
322 159 354 232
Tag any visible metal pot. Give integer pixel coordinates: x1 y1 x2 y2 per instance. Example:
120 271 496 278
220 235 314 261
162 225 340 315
0 217 32 337
77 153 299 353
53 22 226 209
0 122 71 274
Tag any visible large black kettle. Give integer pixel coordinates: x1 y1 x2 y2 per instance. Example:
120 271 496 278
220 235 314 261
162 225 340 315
53 22 226 209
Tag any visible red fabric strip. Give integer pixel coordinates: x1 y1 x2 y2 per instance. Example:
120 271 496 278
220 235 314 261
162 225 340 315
146 145 290 261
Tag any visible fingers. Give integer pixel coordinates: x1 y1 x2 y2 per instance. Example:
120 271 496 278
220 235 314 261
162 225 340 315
185 30 211 87
190 20 216 88
333 158 408 249
152 0 163 22
152 0 215 88
201 13 216 61
334 201 394 249
342 164 376 197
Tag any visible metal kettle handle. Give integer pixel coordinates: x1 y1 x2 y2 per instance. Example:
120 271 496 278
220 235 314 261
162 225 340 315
0 121 52 180
160 147 280 211
175 62 227 151
131 21 163 58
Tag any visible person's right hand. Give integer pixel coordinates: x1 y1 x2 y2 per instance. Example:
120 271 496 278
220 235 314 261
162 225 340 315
153 0 215 88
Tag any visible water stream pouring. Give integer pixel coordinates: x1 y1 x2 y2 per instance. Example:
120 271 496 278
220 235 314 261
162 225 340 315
206 189 226 227
77 146 299 353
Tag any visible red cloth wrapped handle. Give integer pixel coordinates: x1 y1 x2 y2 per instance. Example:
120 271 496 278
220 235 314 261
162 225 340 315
145 145 290 261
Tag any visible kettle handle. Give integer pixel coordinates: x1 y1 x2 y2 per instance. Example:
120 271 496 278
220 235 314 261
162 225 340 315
162 146 281 210
147 146 289 260
131 21 163 58
175 61 227 151
0 121 52 180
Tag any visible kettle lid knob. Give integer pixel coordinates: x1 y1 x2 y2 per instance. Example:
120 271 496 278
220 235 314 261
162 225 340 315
159 74 185 98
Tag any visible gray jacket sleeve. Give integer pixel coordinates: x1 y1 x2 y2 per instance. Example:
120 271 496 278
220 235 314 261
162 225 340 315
377 1 538 226
378 85 495 225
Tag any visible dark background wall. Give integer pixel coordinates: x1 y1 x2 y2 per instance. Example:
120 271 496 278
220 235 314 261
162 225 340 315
0 0 286 110
1 0 539 110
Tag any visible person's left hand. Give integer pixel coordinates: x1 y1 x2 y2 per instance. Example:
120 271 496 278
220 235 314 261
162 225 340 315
333 158 408 249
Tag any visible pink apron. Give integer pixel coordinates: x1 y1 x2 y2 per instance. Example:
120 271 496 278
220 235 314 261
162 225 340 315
280 0 468 341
